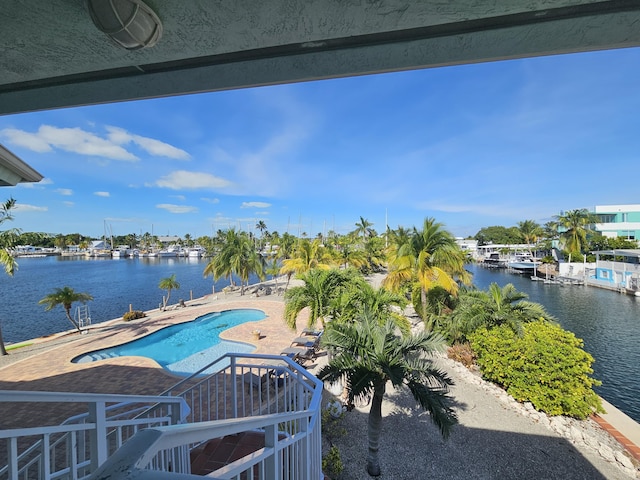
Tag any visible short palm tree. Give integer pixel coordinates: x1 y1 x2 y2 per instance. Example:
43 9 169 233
283 268 350 330
159 274 180 308
318 310 457 476
38 286 94 332
449 282 554 342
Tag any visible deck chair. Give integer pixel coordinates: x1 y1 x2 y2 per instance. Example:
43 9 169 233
290 331 323 350
280 346 316 365
301 327 323 337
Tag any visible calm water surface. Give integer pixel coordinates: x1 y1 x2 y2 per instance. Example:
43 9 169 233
0 256 243 344
468 264 640 422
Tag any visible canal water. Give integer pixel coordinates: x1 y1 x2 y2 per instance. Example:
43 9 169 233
0 255 255 345
468 263 640 423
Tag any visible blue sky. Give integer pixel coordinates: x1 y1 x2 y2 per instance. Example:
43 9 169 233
1 47 639 240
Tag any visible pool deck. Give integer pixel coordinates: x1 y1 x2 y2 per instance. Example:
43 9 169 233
0 291 309 430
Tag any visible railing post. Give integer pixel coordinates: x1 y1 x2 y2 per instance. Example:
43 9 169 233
87 400 109 470
230 355 238 418
264 423 279 480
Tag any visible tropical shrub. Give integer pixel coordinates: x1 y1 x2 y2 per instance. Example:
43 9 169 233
123 310 145 321
469 321 603 419
322 445 344 478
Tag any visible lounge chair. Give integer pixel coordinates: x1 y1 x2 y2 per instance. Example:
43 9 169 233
301 327 323 337
280 346 316 365
290 331 323 350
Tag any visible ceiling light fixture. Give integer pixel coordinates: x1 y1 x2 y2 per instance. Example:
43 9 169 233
87 0 163 50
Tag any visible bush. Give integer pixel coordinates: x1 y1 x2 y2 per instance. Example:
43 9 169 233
322 445 344 479
447 343 476 368
469 321 603 419
122 310 145 321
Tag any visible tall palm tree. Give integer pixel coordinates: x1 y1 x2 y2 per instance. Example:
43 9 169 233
354 216 374 242
384 218 470 319
203 229 264 295
318 310 457 476
449 282 554 342
38 286 94 333
0 198 18 355
517 219 543 258
555 209 597 261
158 274 180 308
283 268 350 330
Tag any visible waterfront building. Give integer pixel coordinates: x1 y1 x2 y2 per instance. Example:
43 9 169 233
592 204 640 243
590 249 640 294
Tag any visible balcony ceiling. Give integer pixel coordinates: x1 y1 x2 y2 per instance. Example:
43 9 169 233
1 0 640 116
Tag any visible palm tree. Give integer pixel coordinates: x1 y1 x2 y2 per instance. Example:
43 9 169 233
517 220 543 258
38 286 94 333
555 209 597 261
159 274 180 308
335 240 369 270
203 229 265 295
283 268 350 330
384 218 470 320
354 216 374 242
449 282 554 342
0 198 19 355
317 310 457 476
279 239 335 289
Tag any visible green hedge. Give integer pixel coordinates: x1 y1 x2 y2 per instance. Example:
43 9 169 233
469 321 603 419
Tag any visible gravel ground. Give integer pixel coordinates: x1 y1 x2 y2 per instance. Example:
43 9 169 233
321 354 639 479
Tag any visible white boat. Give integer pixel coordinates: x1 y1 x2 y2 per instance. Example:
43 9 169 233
188 246 205 258
508 253 540 271
157 246 179 258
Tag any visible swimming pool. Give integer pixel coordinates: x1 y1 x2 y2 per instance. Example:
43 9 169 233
72 309 266 376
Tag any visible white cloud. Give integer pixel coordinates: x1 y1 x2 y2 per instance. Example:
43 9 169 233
63 201 74 207
106 126 190 160
254 211 270 215
14 203 47 212
241 201 271 209
94 191 110 197
154 170 232 190
170 194 186 201
156 204 198 214
201 197 220 204
1 125 190 162
0 128 52 152
56 188 73 196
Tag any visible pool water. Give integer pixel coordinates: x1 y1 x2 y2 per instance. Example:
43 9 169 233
72 308 265 375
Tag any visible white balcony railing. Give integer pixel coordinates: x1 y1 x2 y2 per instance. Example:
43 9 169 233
0 391 187 480
0 353 324 480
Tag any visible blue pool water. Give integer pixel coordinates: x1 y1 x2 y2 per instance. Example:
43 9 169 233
72 309 265 375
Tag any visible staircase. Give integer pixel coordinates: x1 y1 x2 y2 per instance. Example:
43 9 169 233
0 353 323 480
